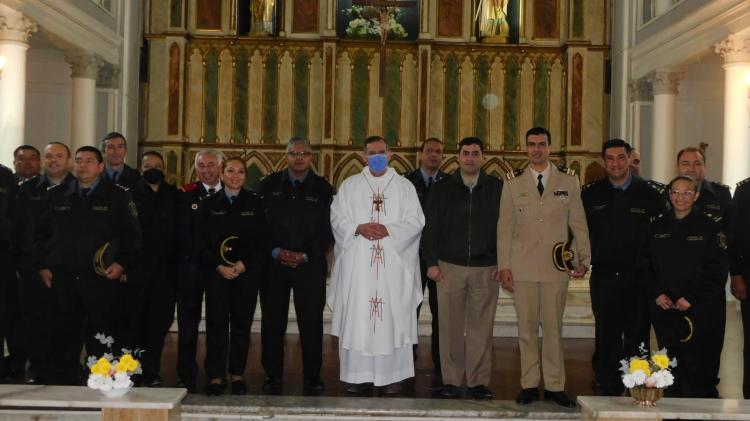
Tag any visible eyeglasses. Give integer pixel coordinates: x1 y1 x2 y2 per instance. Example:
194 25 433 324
288 151 311 158
669 189 695 197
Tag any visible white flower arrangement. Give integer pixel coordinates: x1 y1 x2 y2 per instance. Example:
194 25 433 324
86 334 143 395
620 342 677 389
342 6 409 39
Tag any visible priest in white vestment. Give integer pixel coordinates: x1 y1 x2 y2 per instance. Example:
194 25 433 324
328 136 424 393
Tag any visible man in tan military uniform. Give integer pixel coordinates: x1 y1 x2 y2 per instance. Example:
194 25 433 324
497 127 591 408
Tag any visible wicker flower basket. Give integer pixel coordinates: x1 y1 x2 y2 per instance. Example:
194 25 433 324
629 386 663 407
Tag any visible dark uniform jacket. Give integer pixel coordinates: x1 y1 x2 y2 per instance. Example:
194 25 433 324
404 168 447 210
14 173 76 264
33 177 142 275
421 170 502 268
106 164 142 190
730 177 750 278
199 189 265 272
258 170 333 261
0 164 16 251
131 179 179 270
645 210 728 304
582 176 667 274
177 182 221 260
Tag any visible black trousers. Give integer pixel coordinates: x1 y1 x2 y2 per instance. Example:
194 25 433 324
16 266 56 379
589 272 650 394
4 270 28 377
0 250 10 377
261 259 326 380
176 259 205 383
129 262 176 379
652 298 724 398
416 259 440 372
204 271 258 380
49 272 120 385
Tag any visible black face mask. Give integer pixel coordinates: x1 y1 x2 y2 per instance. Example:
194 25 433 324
142 168 165 184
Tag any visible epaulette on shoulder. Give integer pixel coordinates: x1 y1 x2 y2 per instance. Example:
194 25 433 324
647 180 666 194
711 180 730 191
46 183 64 192
506 168 524 180
650 213 665 223
582 181 595 191
702 211 723 224
115 184 130 192
556 165 576 176
737 177 750 188
179 182 198 193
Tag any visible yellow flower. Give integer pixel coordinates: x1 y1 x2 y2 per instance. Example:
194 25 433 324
652 354 670 370
119 354 139 372
629 359 651 376
91 358 111 376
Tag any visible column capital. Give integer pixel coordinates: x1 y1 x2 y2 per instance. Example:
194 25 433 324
629 78 653 102
65 52 100 79
649 69 684 95
0 4 37 44
715 33 750 65
97 62 120 89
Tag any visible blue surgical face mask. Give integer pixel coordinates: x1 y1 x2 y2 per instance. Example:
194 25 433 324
367 154 388 173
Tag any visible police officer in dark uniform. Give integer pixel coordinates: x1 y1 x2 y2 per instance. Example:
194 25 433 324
404 137 446 375
129 151 179 387
260 138 333 395
13 142 75 383
101 132 141 189
674 146 731 393
581 139 667 396
730 176 750 397
645 175 728 398
175 149 223 392
0 162 16 380
34 146 141 385
200 157 264 396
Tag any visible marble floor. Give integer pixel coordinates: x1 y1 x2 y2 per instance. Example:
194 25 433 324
153 302 745 400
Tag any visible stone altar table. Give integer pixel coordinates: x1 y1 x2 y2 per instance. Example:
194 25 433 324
578 396 750 420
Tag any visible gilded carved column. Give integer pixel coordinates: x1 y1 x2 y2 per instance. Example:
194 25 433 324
0 3 36 167
66 52 100 150
648 69 683 183
715 33 750 187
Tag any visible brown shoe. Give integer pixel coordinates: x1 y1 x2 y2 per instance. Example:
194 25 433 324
384 382 403 395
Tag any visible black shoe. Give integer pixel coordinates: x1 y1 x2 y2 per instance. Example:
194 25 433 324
303 378 325 395
383 382 403 395
176 378 197 393
439 384 461 399
544 390 576 408
147 375 164 387
262 376 282 395
231 380 247 395
206 381 225 396
345 382 373 395
515 388 539 404
468 385 493 400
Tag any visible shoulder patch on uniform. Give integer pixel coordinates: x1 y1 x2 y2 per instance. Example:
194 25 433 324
179 182 198 192
718 232 727 250
737 177 750 188
712 181 730 190
128 200 138 218
646 180 666 194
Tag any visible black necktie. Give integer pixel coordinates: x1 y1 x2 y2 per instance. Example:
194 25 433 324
81 188 90 197
229 195 236 204
208 187 216 195
537 174 544 196
111 171 118 182
294 180 302 190
427 177 433 192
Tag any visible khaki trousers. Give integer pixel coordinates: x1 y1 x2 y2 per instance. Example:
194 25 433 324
512 280 569 391
437 261 499 387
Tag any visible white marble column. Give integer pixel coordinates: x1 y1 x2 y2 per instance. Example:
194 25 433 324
649 69 683 183
715 34 750 188
0 4 36 168
66 52 99 151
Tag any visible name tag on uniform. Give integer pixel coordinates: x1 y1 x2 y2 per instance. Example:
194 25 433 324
240 211 255 216
211 210 227 215
272 191 283 197
554 190 569 196
92 206 108 211
687 235 703 241
516 192 528 198
304 196 318 203
630 208 645 214
54 205 70 211
706 204 720 210
654 233 670 239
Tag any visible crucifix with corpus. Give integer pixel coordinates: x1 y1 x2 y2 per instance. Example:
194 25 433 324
351 0 416 96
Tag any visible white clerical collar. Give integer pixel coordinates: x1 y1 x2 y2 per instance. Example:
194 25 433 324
529 163 551 188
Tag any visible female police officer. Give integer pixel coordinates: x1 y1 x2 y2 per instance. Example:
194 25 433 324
646 175 728 398
200 157 264 395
